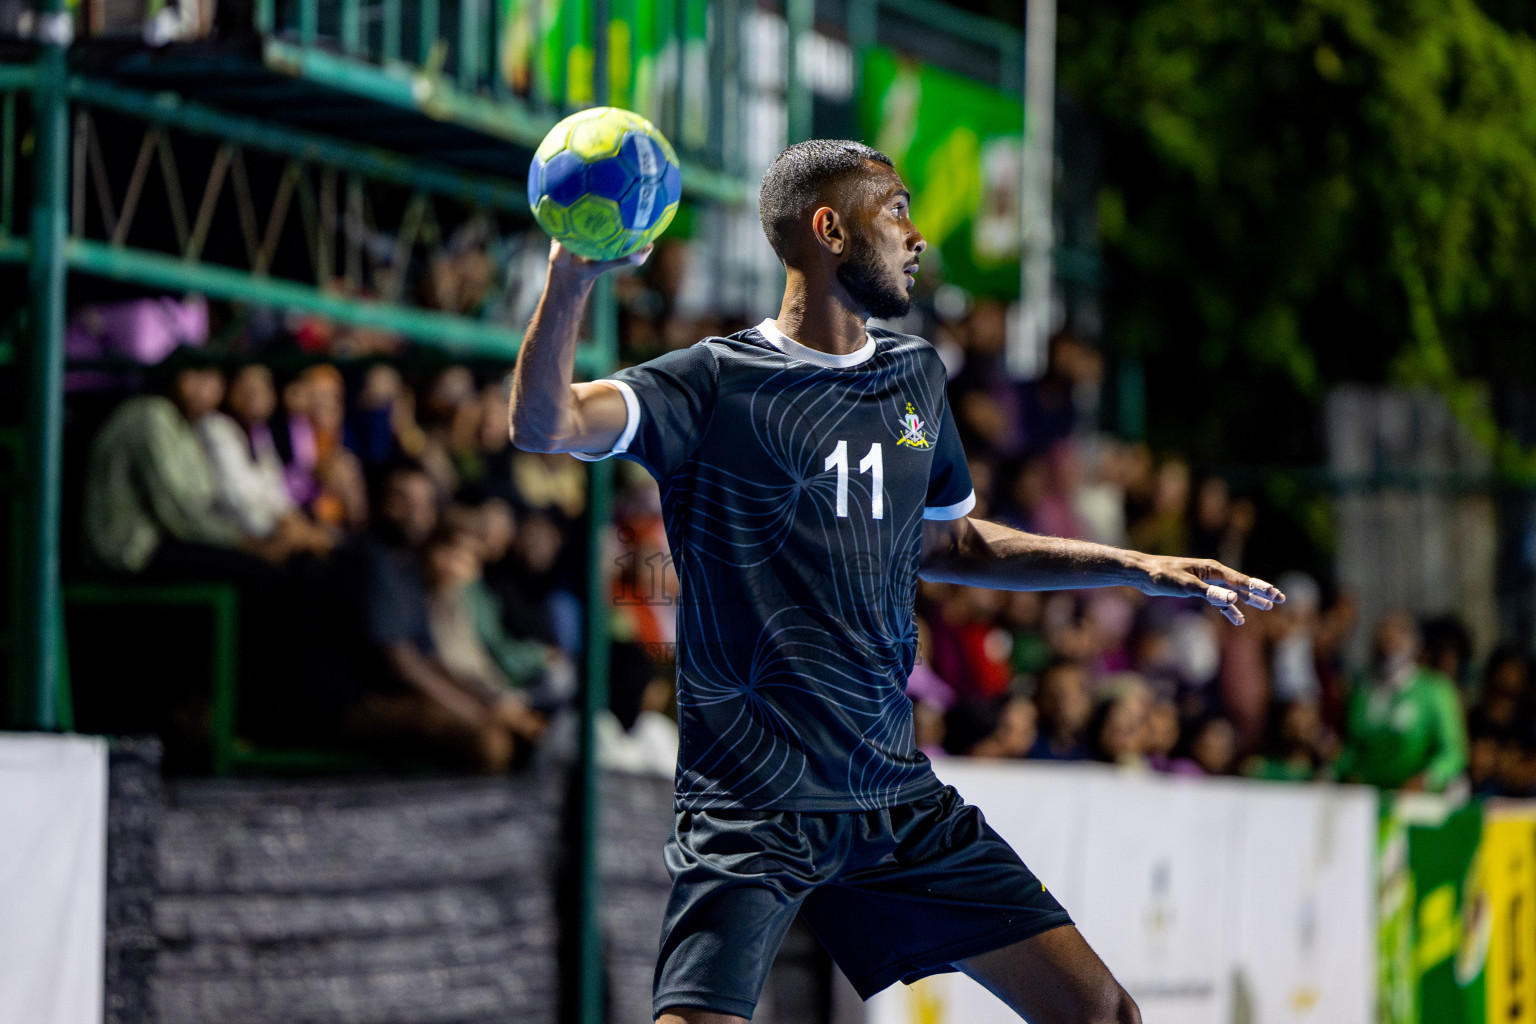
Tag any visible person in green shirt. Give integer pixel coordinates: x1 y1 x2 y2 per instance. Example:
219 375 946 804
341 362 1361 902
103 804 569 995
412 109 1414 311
83 349 319 574
1333 611 1468 792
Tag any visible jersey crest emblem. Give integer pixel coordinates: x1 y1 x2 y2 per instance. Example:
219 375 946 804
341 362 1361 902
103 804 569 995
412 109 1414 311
896 402 933 449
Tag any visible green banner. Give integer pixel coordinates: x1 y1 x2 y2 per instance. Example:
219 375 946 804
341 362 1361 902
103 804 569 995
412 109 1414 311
858 46 1024 298
498 0 705 140
1379 797 1488 1024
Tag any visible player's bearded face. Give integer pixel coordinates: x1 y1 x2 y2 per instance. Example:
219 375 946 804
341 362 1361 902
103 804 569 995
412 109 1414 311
837 222 912 320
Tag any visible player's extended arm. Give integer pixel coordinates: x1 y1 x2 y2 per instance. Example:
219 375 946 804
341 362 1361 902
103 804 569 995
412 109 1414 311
918 516 1284 626
508 240 652 455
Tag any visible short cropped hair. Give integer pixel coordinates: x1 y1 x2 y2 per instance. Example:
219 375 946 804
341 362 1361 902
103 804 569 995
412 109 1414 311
758 139 893 261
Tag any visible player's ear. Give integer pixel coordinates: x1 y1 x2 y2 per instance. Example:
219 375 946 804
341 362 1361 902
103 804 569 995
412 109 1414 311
811 206 846 256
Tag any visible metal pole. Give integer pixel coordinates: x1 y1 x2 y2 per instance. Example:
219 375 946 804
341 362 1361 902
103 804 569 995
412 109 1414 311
577 276 617 1024
845 0 876 85
785 0 812 143
17 0 71 729
1010 0 1054 380
592 0 608 107
577 7 614 1018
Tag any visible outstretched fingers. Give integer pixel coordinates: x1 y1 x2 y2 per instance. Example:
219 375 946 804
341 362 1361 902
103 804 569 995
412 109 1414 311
1185 576 1246 625
1194 561 1285 612
1167 564 1288 626
1240 577 1283 609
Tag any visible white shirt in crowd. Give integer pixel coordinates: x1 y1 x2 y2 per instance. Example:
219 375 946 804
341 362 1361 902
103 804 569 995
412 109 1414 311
197 412 294 538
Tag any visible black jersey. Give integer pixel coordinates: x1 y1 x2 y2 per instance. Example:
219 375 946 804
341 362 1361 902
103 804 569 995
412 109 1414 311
580 320 974 810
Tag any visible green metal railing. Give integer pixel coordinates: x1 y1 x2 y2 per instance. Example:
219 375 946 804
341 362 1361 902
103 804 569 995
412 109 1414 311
14 0 69 733
0 73 620 372
254 0 754 199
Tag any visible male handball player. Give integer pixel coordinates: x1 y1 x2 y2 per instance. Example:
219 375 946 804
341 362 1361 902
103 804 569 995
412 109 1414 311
510 139 1284 1024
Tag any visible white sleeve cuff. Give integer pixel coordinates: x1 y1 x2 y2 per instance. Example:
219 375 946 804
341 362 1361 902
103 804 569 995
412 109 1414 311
571 379 641 462
923 489 977 521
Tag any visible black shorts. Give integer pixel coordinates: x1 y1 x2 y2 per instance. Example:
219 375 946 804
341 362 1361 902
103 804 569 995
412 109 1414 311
653 785 1073 1020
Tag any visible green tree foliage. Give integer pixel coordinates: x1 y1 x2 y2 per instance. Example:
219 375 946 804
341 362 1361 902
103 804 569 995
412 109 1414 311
1057 0 1536 466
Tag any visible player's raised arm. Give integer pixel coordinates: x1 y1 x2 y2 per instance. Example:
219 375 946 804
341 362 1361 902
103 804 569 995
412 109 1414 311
919 516 1284 626
508 239 651 455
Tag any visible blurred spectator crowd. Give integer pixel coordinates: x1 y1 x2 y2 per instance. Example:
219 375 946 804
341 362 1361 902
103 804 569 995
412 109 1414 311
870 293 1532 798
70 284 602 772
60 235 1536 795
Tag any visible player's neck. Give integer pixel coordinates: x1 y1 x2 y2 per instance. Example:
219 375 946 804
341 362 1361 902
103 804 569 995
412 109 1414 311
773 272 869 357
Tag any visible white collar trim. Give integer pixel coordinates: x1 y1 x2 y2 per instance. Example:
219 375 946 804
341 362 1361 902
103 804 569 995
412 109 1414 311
755 318 877 368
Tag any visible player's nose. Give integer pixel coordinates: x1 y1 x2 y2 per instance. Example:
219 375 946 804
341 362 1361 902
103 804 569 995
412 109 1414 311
909 230 926 256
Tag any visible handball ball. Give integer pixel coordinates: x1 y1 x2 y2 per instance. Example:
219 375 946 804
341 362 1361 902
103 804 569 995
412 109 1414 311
528 107 683 261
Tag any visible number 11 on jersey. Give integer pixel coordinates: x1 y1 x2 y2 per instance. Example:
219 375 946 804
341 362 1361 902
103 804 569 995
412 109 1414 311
824 440 883 520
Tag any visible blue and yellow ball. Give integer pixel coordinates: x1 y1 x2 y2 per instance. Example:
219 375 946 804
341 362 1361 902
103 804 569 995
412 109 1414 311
528 107 683 262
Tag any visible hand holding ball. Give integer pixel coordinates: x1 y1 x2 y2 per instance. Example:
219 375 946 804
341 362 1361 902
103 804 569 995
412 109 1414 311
528 107 683 262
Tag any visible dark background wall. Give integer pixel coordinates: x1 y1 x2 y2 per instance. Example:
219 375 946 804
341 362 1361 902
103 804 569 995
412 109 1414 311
105 743 843 1024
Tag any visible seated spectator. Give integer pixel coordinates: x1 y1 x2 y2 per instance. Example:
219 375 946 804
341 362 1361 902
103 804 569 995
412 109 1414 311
1129 620 1183 701
345 363 415 469
199 362 332 552
462 380 519 504
1128 457 1190 556
1028 658 1092 761
424 522 542 732
943 696 1037 759
83 347 310 574
325 463 539 772
1421 615 1473 693
951 300 1024 461
424 514 574 714
1143 699 1181 772
416 365 478 495
1467 645 1535 796
81 349 322 758
925 586 1012 702
1182 716 1238 777
1020 329 1098 457
501 508 584 655
1001 590 1052 679
1188 475 1232 564
1086 677 1152 768
478 503 560 650
1244 700 1334 782
1313 587 1358 731
1270 572 1323 705
1034 445 1086 540
995 456 1048 534
275 364 367 531
1332 611 1467 792
1072 437 1128 547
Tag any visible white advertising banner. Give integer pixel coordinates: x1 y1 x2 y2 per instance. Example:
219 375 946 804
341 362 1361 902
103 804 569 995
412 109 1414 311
865 762 1375 1024
1227 782 1376 1024
0 733 107 1024
1073 773 1237 1023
